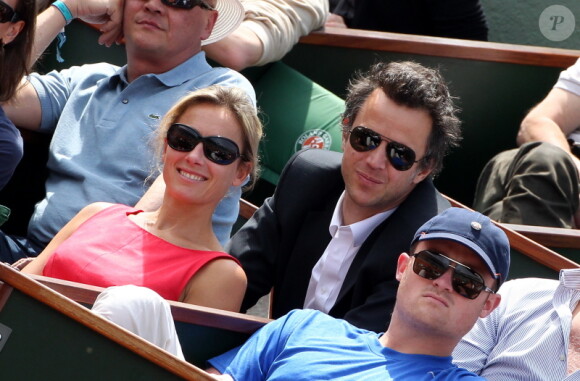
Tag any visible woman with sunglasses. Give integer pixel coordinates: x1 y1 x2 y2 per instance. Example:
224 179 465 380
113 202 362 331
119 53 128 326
22 85 262 312
0 0 34 190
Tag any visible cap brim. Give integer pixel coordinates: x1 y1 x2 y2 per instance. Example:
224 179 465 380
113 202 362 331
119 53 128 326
202 0 245 46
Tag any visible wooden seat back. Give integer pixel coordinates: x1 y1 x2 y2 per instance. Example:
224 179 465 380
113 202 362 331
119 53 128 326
283 28 580 207
29 273 269 368
0 263 217 380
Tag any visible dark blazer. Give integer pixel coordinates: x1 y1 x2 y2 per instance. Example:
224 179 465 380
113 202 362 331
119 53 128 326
227 149 450 333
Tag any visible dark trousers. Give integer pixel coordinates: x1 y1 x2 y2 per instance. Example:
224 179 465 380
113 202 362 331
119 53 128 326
474 142 579 228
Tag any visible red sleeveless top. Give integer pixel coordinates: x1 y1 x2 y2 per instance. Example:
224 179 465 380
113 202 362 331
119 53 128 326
43 204 239 301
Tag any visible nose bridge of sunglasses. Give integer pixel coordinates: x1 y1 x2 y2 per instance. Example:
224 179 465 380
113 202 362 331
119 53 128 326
355 128 416 171
189 138 207 156
426 254 455 277
436 264 455 282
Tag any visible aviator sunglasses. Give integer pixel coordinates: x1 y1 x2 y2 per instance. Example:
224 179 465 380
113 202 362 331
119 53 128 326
411 250 495 300
160 0 214 10
0 0 19 23
348 126 425 171
166 123 244 165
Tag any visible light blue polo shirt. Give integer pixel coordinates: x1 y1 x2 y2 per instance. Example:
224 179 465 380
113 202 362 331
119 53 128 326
27 51 255 247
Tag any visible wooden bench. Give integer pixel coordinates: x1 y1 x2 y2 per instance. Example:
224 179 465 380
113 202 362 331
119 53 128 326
0 263 220 380
506 223 580 268
282 28 580 208
0 262 269 378
30 273 269 368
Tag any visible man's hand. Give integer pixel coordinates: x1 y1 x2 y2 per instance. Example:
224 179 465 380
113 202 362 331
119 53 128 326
325 13 347 29
64 0 124 46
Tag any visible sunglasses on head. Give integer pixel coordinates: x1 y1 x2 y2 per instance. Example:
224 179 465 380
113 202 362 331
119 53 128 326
160 0 214 10
411 250 495 300
166 123 244 165
0 0 19 23
348 126 425 171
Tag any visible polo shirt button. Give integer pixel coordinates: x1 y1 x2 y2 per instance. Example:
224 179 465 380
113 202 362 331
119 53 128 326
560 354 566 361
122 99 129 104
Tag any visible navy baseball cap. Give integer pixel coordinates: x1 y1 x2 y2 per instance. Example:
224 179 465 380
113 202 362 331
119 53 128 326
411 208 510 287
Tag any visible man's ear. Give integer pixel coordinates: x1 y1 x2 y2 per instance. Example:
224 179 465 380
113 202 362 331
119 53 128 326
200 10 218 41
479 293 501 318
395 253 411 282
411 158 434 185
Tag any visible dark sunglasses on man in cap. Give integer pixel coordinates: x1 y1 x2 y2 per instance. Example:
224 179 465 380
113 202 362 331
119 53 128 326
347 126 428 171
160 0 214 10
411 250 496 300
0 0 19 23
167 123 245 165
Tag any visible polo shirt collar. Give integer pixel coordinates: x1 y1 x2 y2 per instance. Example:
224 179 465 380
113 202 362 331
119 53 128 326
109 51 211 88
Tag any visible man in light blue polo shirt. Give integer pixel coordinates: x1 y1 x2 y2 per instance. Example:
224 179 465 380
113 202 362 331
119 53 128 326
1 0 254 263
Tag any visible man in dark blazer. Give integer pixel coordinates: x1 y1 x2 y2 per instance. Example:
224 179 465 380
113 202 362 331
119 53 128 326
227 61 462 333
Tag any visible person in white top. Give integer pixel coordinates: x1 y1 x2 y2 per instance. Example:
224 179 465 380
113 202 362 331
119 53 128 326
473 58 580 229
453 268 580 381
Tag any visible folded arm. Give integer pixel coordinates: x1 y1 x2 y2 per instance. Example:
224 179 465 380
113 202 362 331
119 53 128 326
204 0 328 69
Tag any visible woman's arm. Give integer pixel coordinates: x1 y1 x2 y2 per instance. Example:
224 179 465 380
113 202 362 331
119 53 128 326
180 259 247 312
21 202 113 274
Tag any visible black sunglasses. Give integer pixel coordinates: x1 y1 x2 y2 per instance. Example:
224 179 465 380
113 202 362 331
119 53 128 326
0 0 19 23
411 250 495 300
166 123 244 165
160 0 214 10
348 126 425 171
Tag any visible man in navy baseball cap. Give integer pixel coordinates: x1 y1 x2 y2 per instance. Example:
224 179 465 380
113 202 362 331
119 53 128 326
410 207 510 290
207 208 509 379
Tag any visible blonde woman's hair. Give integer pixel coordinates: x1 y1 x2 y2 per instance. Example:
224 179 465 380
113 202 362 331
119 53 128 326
155 85 263 190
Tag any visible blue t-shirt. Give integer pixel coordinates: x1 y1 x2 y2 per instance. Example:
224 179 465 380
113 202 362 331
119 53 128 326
0 105 23 191
209 309 484 380
26 51 255 247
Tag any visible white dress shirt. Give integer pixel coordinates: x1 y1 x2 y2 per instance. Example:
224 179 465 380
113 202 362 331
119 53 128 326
453 269 580 381
303 192 394 313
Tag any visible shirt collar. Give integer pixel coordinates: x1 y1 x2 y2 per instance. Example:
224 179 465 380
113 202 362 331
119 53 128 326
103 65 126 88
559 269 580 312
330 191 396 247
560 268 580 289
109 51 211 88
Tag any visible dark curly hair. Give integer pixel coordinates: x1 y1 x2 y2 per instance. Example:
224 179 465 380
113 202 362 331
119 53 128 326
342 61 462 177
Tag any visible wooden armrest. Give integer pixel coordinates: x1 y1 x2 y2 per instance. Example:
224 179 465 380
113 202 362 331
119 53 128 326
503 223 580 249
444 195 580 271
30 274 270 334
300 27 580 68
239 198 259 220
